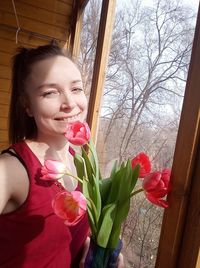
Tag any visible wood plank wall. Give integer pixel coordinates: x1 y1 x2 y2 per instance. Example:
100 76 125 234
0 0 73 150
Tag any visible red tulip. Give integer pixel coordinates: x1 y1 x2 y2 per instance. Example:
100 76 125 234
65 121 91 146
41 159 66 180
131 152 151 178
142 168 171 208
69 146 76 156
52 190 87 226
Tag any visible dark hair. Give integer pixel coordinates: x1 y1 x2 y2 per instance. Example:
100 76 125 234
9 41 72 144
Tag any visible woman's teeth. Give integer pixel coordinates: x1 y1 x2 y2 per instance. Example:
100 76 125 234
56 115 79 122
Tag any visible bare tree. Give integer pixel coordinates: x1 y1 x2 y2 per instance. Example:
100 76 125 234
79 0 197 267
78 0 102 97
100 0 196 163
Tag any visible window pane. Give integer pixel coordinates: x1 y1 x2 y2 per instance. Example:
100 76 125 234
80 0 199 267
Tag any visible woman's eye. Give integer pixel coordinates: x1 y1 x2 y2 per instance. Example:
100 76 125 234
43 90 59 97
72 88 83 92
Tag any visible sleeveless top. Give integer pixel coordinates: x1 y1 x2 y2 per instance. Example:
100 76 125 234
0 141 89 268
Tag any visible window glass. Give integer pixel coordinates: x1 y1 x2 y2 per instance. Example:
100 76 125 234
80 0 199 267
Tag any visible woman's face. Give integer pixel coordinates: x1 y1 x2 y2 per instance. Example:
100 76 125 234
25 56 88 139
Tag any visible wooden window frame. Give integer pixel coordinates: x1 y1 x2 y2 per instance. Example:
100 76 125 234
68 0 89 57
156 4 200 268
71 1 200 267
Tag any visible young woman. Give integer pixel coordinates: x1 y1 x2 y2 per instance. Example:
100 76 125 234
0 43 124 268
0 43 91 267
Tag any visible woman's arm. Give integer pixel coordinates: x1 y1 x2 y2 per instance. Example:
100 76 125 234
0 155 13 213
0 154 29 214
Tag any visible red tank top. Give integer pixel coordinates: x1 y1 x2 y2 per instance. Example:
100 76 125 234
0 141 89 268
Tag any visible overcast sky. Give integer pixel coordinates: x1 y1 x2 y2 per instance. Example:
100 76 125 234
117 0 199 10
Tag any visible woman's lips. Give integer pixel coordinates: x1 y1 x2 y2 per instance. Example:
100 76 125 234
54 113 80 122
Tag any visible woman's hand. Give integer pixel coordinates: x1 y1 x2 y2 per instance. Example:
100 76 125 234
117 253 124 268
79 237 125 268
79 236 90 268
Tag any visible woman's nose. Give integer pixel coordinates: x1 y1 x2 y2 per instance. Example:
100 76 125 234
60 91 76 109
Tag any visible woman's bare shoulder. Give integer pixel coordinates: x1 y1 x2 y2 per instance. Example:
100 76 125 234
0 152 27 175
0 153 29 214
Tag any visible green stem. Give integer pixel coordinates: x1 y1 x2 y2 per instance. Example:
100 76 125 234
87 141 100 179
130 188 143 197
64 172 83 184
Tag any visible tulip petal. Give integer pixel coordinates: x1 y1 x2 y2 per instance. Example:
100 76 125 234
52 190 87 226
161 168 171 187
69 146 76 156
142 172 161 191
145 193 169 208
142 169 171 208
40 159 66 181
65 121 91 146
131 152 151 178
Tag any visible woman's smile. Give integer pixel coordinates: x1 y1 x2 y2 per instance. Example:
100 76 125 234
54 113 81 123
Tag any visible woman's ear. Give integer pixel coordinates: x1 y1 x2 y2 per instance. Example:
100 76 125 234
25 107 33 117
20 95 33 117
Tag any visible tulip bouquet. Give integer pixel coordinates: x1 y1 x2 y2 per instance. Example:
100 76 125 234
41 121 171 267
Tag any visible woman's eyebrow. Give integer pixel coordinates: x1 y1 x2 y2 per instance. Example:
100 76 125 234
72 79 82 84
36 83 58 90
36 80 82 90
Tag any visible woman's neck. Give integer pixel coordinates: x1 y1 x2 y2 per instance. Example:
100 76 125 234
26 134 71 165
25 134 78 191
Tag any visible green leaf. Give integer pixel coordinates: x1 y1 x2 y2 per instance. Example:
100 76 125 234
74 153 88 182
110 160 119 178
118 160 138 199
107 224 121 249
107 199 130 248
86 203 97 237
106 166 127 204
122 160 132 196
82 169 101 220
98 160 119 206
87 197 99 229
130 163 140 191
90 174 101 221
83 178 98 232
82 175 101 235
120 161 126 169
82 177 90 199
97 203 117 248
88 139 102 180
81 147 95 181
99 177 112 207
102 161 135 248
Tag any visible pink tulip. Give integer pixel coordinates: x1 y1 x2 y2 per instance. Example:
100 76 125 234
52 190 87 226
65 121 91 146
142 169 171 208
41 159 66 181
131 152 151 178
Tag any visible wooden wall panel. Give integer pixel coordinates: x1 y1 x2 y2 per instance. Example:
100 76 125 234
0 52 11 66
0 91 10 105
0 105 9 118
0 79 11 92
0 66 11 80
0 118 9 130
0 28 55 51
0 0 73 150
18 0 71 15
1 1 70 28
0 37 17 54
0 10 68 41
